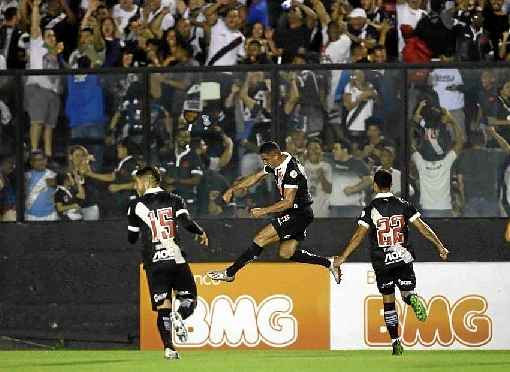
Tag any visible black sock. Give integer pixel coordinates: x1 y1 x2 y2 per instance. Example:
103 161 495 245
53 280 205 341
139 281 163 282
383 302 399 340
226 242 263 277
157 309 173 349
289 249 331 268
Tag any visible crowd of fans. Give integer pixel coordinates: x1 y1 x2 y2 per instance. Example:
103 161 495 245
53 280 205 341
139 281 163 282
1 0 510 221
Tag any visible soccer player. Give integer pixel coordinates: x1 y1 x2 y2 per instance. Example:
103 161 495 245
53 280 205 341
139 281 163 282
127 166 208 360
333 169 449 355
207 141 341 283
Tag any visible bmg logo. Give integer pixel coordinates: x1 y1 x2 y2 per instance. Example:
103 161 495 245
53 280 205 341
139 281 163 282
364 295 492 347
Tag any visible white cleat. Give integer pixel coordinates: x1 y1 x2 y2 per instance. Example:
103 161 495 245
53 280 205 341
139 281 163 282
207 270 235 282
328 258 342 284
164 347 180 360
170 311 188 343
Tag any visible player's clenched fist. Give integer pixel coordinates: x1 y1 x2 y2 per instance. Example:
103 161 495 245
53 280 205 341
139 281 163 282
223 188 234 203
438 247 449 260
195 232 208 247
250 208 267 218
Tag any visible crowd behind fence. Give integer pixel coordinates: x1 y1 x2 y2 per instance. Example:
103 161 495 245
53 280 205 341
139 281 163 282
2 63 510 222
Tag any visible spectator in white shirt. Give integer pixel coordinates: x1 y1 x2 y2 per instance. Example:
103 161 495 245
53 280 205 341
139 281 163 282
304 140 332 217
143 0 176 36
429 67 467 139
411 108 464 217
396 0 427 58
113 0 139 35
25 0 63 160
206 5 245 66
343 70 378 142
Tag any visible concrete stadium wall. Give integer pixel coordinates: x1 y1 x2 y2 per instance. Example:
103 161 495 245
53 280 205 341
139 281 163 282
0 218 509 348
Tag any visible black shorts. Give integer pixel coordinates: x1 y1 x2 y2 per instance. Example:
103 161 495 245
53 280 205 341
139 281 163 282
375 263 416 295
146 262 197 311
271 207 314 241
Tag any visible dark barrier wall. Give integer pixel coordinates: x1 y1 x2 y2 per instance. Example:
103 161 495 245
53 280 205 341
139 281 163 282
1 219 509 347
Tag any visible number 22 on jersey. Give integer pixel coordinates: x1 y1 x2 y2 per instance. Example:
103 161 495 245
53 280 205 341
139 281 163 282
376 215 404 247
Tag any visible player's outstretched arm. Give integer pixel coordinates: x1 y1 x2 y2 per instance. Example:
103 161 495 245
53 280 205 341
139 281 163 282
223 169 267 203
251 187 297 218
334 225 369 266
177 213 208 247
412 217 449 260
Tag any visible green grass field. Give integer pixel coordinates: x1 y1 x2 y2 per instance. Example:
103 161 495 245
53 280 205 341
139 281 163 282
0 350 509 372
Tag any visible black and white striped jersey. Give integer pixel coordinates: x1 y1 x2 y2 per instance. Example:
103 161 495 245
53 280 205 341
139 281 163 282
264 152 313 212
357 192 421 271
128 187 191 268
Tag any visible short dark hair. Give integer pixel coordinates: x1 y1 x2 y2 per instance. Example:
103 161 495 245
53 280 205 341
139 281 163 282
4 7 18 21
259 141 281 154
56 172 70 186
373 45 386 54
374 169 392 189
135 166 161 183
118 138 140 155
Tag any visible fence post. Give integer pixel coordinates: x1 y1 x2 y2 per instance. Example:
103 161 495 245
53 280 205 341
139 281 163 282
14 71 25 223
142 70 151 165
401 67 409 201
271 67 281 146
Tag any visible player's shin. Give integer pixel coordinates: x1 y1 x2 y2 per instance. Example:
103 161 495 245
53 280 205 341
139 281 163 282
383 302 400 342
157 308 174 349
225 242 263 277
288 249 331 268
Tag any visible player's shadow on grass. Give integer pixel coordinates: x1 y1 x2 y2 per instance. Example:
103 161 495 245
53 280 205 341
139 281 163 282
6 359 130 369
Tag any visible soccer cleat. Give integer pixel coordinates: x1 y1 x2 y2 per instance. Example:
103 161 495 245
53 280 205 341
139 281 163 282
328 258 342 284
207 270 235 282
164 347 180 360
170 311 188 343
409 294 428 322
392 339 404 356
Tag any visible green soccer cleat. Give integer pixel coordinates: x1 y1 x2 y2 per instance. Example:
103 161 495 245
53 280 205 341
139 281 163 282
409 294 428 322
392 339 404 356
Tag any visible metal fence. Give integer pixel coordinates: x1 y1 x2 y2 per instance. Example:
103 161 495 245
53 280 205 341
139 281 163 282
1 62 510 222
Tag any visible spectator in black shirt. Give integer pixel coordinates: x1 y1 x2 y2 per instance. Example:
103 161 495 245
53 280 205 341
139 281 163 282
101 16 122 67
489 80 510 142
414 0 455 59
361 0 389 24
163 128 203 213
476 70 498 128
38 0 78 61
54 171 85 221
275 2 317 63
483 0 508 60
454 10 493 61
242 39 272 64
0 7 24 69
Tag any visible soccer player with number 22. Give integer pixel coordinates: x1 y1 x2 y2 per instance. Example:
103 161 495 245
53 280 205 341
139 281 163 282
332 169 449 355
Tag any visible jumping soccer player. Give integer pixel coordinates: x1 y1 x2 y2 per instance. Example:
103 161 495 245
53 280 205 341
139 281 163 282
207 141 341 283
128 166 208 360
333 169 449 355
